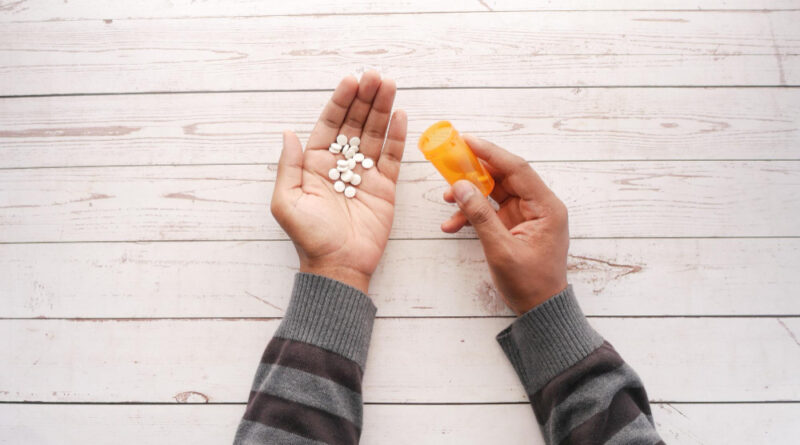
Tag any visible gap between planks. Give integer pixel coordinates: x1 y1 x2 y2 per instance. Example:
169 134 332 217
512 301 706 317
1 400 798 405
2 84 800 101
3 159 800 172
3 236 800 245
1 315 799 321
3 7 800 25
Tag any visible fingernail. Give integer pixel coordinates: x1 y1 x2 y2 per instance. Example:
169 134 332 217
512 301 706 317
453 180 475 204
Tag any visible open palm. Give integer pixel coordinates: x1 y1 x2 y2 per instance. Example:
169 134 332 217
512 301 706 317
270 72 407 293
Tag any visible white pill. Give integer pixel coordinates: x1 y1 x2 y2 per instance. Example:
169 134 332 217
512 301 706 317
351 144 359 154
329 143 342 154
344 185 357 198
349 136 360 147
328 168 340 180
350 173 362 186
344 149 355 160
336 134 348 145
361 157 374 169
347 158 357 169
341 170 354 183
354 153 365 163
333 180 346 193
337 164 349 172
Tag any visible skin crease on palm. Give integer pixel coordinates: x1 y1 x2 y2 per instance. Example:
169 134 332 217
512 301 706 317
270 71 408 294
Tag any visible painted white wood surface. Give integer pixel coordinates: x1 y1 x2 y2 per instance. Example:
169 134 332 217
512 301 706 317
2 318 798 403
2 1 799 442
1 403 798 445
2 238 799 318
1 11 797 95
1 162 797 242
2 0 798 22
3 87 799 168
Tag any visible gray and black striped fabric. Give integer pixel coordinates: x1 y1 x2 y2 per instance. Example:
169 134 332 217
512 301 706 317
234 276 662 444
498 286 664 445
234 273 375 445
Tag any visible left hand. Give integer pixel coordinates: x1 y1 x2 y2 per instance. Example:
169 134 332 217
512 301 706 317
270 71 407 294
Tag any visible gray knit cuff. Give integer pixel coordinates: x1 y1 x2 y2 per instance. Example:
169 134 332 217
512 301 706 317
496 285 604 394
275 273 377 370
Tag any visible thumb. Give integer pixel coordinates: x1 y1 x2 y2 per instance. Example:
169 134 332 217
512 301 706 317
452 180 509 246
271 130 304 216
275 130 303 194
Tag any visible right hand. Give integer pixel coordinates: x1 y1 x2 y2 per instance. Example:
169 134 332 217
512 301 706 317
441 135 569 315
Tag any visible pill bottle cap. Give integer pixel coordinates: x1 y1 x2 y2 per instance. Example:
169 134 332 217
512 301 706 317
418 120 457 159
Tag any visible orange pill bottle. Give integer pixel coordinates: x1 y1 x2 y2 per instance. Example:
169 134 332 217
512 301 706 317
418 121 495 196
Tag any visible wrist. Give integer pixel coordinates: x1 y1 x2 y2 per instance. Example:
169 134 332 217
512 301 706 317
512 278 568 315
299 263 371 294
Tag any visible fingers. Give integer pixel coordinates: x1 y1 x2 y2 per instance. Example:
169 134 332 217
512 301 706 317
451 180 512 247
338 70 382 140
442 196 523 232
377 109 407 183
441 210 468 233
443 188 456 203
444 180 510 205
359 78 397 159
271 131 304 214
463 134 555 203
307 76 359 150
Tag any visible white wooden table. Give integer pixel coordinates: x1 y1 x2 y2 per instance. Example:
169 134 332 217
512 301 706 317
1 1 799 443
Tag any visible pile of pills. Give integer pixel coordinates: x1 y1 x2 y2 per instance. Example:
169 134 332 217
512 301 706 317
327 134 374 199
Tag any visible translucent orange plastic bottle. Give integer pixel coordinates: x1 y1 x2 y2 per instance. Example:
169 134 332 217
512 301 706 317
418 121 495 196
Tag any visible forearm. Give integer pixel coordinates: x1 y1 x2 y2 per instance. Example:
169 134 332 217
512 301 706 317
497 286 663 445
235 273 376 445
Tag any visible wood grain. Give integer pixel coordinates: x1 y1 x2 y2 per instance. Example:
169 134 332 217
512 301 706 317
2 238 799 318
1 162 798 242
2 0 799 23
1 11 798 95
3 87 799 168
1 317 798 403
1 1 798 440
1 403 798 444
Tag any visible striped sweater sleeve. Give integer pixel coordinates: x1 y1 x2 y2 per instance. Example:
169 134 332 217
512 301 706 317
497 286 664 445
234 273 376 445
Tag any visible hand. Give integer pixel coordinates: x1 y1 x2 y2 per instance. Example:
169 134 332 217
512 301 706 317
271 72 407 294
441 135 569 315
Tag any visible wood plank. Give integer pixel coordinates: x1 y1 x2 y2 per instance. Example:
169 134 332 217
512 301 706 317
1 11 797 95
3 88 799 168
1 403 798 444
2 1 798 22
2 238 798 318
1 318 798 403
1 162 798 242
